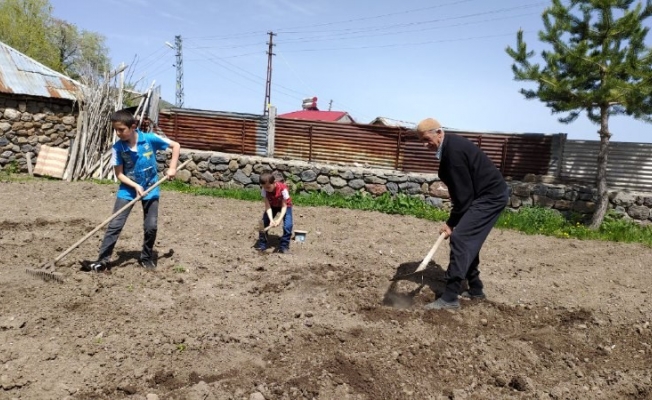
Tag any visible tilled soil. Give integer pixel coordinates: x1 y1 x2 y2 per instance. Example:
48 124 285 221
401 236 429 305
0 179 651 400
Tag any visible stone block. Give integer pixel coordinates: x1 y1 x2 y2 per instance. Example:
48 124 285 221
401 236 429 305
512 183 532 197
233 169 252 185
572 201 596 214
365 184 387 196
627 205 650 220
364 175 386 184
532 195 555 208
349 179 365 190
429 182 450 198
330 176 347 188
554 200 572 211
300 169 317 182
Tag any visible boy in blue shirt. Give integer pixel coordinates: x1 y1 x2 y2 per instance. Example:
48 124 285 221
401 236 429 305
83 110 181 271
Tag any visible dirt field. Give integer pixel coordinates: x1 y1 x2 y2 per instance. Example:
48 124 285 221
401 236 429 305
1 179 651 400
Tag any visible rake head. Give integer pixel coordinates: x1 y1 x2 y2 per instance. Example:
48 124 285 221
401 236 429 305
25 262 64 283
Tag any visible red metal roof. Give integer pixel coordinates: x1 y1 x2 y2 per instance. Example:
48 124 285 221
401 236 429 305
278 110 350 122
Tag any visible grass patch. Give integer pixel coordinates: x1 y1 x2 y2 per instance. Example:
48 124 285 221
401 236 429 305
162 180 652 247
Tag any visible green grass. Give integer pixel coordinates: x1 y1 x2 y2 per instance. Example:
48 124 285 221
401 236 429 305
162 180 652 247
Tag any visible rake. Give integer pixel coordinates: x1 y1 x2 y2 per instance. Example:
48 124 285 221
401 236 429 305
25 159 192 283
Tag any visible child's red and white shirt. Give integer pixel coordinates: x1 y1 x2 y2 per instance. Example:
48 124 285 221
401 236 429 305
261 182 293 208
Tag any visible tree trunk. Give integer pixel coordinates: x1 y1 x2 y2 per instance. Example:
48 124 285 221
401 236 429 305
589 106 611 229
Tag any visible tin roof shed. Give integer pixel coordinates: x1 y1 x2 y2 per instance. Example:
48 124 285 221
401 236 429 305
0 41 81 101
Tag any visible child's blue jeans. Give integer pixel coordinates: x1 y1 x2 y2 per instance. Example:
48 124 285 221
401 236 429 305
259 207 293 249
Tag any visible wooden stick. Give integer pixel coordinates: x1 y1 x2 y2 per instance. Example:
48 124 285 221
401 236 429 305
25 153 33 176
413 232 447 274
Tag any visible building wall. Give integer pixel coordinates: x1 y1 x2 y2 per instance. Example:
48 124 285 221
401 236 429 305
0 94 77 172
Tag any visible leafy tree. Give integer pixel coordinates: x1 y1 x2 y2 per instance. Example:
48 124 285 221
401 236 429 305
0 0 60 69
0 0 110 80
506 0 652 229
51 19 110 79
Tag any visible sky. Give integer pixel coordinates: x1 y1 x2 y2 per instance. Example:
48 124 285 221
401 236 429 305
49 0 652 143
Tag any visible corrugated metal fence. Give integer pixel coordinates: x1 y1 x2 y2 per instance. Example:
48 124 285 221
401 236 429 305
154 108 652 191
274 118 557 179
560 140 652 192
158 108 267 155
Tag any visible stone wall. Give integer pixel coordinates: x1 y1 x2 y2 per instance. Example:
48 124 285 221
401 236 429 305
159 151 652 223
0 94 77 172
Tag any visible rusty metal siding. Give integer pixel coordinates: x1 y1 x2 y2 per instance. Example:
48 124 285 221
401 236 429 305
274 119 402 169
561 140 652 192
158 108 266 156
0 41 80 101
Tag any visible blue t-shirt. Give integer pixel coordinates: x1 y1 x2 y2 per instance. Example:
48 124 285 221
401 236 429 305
111 131 171 201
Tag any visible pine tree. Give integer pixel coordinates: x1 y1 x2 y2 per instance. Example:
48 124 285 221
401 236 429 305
506 0 652 229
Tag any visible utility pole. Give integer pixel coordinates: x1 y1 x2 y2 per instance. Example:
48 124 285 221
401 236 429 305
263 31 276 116
328 100 333 111
174 35 184 108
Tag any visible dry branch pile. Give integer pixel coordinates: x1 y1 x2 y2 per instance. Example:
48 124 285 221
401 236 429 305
63 71 120 181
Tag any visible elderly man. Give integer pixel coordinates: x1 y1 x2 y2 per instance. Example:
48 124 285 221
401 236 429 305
416 118 509 310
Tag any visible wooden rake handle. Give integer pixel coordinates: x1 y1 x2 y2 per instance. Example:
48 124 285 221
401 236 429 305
50 159 192 265
413 232 447 274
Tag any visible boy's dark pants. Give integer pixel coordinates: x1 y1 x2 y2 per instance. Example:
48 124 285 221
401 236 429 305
441 189 509 302
98 198 159 263
259 207 293 249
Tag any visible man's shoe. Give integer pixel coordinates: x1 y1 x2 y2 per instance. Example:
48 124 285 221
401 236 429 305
254 242 268 252
278 247 290 254
139 259 156 270
81 260 107 272
424 297 460 310
460 291 487 300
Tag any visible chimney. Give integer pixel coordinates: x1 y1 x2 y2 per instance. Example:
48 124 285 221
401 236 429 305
302 97 319 111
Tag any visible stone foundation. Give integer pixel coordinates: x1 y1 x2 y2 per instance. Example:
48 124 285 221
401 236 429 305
158 151 652 223
0 94 77 171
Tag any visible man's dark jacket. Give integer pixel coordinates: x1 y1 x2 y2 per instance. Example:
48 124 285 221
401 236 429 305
438 133 507 228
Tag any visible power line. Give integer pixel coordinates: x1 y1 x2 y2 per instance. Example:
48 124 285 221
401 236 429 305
184 0 485 41
186 48 304 101
277 11 540 44
280 31 533 53
278 3 546 36
277 0 484 33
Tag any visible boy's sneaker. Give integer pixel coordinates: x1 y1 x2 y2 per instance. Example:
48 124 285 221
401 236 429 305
424 297 460 310
460 291 487 300
81 260 107 272
254 242 267 252
139 259 156 270
278 247 290 254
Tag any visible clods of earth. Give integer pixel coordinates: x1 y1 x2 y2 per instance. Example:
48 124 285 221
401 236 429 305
1 180 651 399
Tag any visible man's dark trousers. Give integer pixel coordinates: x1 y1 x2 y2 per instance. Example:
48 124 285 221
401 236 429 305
441 189 509 302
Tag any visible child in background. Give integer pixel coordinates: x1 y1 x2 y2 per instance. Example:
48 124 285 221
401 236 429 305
255 171 293 254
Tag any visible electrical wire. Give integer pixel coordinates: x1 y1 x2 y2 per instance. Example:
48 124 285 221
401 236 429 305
280 31 533 52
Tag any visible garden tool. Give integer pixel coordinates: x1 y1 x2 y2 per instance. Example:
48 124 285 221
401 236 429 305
25 159 191 283
389 232 447 281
